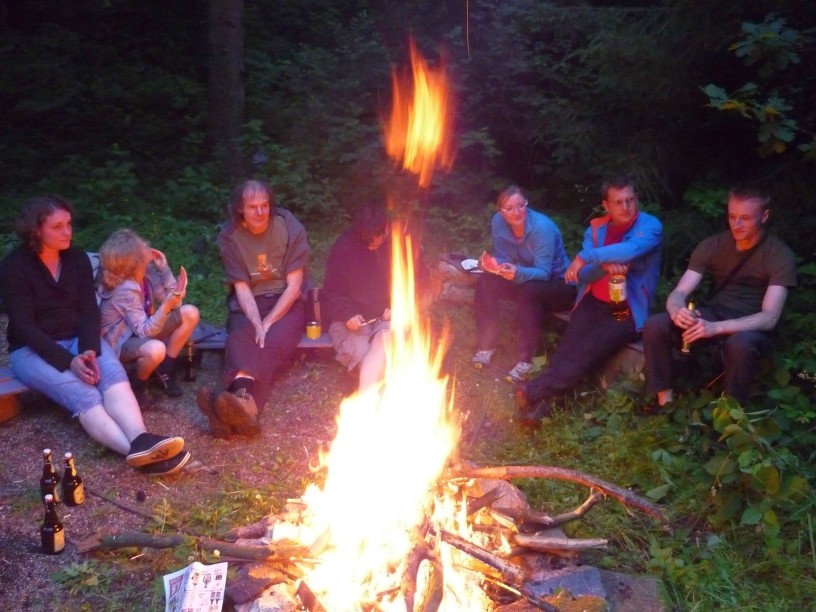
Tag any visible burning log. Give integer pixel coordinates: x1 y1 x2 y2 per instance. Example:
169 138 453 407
447 465 668 523
498 491 606 529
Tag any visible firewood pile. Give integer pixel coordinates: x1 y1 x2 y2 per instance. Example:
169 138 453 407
78 462 665 611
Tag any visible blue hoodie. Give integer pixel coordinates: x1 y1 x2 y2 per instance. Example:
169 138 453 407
575 211 662 331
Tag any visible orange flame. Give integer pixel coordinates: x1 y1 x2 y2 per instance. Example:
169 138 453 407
295 224 492 610
385 39 455 188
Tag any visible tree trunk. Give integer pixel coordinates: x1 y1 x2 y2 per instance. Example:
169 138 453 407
207 0 245 180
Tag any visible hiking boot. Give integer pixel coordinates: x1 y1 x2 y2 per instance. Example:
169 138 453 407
506 361 534 383
153 359 183 397
136 448 192 476
471 349 496 369
216 388 261 437
125 433 185 467
196 386 232 439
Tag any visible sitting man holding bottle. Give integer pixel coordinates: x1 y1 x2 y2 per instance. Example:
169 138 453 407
515 175 663 426
641 185 796 411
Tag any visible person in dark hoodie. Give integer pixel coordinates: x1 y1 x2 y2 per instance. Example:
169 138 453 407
196 179 309 438
322 204 393 392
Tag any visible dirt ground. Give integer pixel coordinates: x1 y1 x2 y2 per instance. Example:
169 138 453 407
0 305 527 610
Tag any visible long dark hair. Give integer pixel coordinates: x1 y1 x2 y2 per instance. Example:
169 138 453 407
15 195 76 253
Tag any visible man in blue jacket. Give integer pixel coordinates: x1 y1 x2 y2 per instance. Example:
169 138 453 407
515 176 662 426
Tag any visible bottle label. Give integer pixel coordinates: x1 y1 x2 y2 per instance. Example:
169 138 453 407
72 484 85 505
53 529 65 552
609 282 627 302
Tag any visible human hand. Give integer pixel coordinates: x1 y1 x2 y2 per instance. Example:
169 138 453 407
151 248 169 272
71 350 100 384
564 256 585 284
162 293 183 312
498 263 516 281
382 308 391 321
602 262 630 275
671 305 699 330
680 316 716 345
346 315 365 331
254 321 268 348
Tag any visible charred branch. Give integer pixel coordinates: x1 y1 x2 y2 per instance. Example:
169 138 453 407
446 465 667 523
499 490 606 528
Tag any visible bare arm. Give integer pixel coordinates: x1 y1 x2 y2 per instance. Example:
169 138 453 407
261 268 304 330
666 269 703 329
233 281 264 338
682 285 788 346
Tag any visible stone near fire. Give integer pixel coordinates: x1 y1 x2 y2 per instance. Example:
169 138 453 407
226 563 288 606
525 565 607 599
235 582 299 612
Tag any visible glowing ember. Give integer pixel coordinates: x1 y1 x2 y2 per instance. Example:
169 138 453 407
294 225 492 610
385 38 455 188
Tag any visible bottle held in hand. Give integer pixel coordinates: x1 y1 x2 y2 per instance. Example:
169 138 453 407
62 452 85 507
41 494 65 555
608 274 631 321
680 300 695 355
40 448 62 505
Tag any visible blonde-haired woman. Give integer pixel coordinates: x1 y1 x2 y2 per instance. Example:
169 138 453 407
99 229 199 400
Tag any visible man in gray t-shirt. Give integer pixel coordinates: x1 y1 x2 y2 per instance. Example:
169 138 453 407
642 185 796 409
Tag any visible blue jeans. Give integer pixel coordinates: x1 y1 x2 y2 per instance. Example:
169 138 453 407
475 274 577 362
10 339 129 416
525 294 638 401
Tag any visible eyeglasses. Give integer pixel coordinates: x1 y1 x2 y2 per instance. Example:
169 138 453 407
500 200 528 214
608 196 638 207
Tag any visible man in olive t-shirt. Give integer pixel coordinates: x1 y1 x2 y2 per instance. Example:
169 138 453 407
642 185 796 409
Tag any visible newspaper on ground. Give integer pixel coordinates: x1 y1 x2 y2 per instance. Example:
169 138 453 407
164 560 228 612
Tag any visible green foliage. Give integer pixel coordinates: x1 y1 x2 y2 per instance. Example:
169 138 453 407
53 561 116 597
702 13 815 157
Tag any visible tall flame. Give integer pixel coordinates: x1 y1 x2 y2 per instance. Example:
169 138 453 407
299 224 491 610
385 39 455 188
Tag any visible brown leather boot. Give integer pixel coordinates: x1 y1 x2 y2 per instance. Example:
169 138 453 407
196 386 232 439
216 388 260 437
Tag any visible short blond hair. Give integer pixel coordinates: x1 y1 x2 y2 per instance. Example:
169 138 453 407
99 229 150 290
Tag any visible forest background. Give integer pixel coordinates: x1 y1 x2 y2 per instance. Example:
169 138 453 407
1 0 816 609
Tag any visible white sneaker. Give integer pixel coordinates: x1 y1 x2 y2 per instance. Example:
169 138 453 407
506 361 534 383
471 349 496 369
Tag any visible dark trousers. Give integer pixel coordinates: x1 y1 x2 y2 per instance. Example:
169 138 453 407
642 310 773 405
474 274 576 362
225 294 305 411
525 294 638 401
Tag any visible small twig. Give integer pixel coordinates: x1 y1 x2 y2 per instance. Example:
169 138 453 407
86 486 176 528
499 490 606 528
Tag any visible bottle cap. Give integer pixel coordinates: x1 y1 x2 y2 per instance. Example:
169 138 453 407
44 494 53 502
44 448 51 454
64 452 73 460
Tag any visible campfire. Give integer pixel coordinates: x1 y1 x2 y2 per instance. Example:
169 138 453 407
77 40 666 611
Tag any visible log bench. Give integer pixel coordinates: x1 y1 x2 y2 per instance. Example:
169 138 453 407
434 258 645 386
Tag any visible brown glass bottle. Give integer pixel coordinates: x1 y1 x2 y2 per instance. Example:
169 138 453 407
40 449 62 505
41 494 65 554
184 340 196 382
62 452 85 507
608 274 631 321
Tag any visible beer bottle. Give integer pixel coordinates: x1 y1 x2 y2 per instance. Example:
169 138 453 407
680 300 695 355
62 452 85 507
40 449 62 505
41 494 65 555
608 274 631 321
184 340 196 382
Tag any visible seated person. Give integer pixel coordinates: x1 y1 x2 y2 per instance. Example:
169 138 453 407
642 185 797 411
322 204 393 392
197 179 309 438
0 196 190 476
98 229 200 399
515 175 662 426
472 185 576 383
